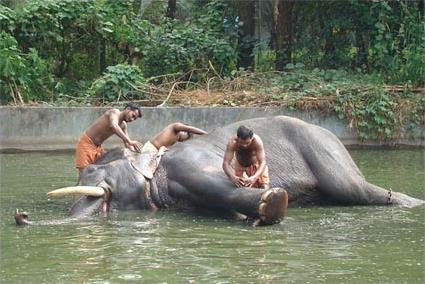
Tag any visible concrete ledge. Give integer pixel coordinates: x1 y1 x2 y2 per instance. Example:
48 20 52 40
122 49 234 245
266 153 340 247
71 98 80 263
0 106 423 152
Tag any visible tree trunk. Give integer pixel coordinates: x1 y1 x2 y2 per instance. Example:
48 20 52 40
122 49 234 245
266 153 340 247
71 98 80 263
237 0 256 68
58 27 68 77
166 0 177 19
357 32 370 71
273 0 295 70
99 37 106 75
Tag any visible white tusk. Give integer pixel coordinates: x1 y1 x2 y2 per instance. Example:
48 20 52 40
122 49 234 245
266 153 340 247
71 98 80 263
47 186 105 198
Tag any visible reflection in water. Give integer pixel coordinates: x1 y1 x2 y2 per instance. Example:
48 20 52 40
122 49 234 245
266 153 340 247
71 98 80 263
0 150 424 283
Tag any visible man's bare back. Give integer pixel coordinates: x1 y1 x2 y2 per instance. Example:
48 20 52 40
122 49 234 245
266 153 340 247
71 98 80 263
76 103 143 173
85 108 141 151
85 109 121 145
150 122 207 149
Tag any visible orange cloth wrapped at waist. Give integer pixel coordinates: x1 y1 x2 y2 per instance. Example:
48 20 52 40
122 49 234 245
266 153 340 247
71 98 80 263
233 159 270 189
75 132 105 169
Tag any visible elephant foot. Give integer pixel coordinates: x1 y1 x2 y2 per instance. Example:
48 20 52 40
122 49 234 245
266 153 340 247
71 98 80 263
15 210 30 226
390 191 425 208
256 188 288 226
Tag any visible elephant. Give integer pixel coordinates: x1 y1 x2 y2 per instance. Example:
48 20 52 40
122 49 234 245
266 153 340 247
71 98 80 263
15 116 424 226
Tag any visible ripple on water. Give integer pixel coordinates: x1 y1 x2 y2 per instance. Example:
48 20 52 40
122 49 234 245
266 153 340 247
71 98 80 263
117 273 143 280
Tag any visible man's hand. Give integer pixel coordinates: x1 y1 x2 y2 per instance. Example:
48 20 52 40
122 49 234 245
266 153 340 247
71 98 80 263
241 176 257 187
124 142 134 151
231 175 246 187
126 140 142 153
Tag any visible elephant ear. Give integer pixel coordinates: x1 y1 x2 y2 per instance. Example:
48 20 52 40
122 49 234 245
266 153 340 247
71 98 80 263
131 143 167 179
47 186 105 198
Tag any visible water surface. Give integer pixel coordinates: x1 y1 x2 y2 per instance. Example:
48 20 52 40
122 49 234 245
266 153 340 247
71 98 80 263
0 150 424 283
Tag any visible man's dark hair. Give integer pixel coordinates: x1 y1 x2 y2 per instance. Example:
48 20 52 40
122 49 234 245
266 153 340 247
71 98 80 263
124 103 142 118
237 125 254 140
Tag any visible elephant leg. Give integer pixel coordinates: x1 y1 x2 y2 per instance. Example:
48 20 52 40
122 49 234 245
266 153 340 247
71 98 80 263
257 188 288 225
316 170 423 207
365 182 424 207
225 188 289 226
220 187 288 225
168 177 288 224
305 143 421 206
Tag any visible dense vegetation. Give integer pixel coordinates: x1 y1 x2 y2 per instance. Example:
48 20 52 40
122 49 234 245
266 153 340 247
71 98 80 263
0 0 424 141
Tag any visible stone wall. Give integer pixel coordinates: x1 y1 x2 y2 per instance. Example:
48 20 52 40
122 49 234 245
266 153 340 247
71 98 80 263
0 106 423 152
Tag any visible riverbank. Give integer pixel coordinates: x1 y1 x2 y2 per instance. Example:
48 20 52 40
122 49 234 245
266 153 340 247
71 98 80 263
0 106 423 153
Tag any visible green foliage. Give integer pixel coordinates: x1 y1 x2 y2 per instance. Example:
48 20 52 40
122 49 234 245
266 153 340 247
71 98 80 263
0 32 24 79
253 42 275 72
0 4 15 33
293 0 424 86
336 89 424 141
87 64 147 103
262 69 424 141
198 0 229 33
336 89 396 140
13 0 98 78
1 0 423 141
137 0 239 79
0 31 52 103
95 0 153 59
368 1 425 85
141 20 237 78
139 0 167 24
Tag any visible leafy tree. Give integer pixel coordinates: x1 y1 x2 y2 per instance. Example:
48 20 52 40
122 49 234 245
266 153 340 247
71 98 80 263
0 31 52 104
88 64 147 104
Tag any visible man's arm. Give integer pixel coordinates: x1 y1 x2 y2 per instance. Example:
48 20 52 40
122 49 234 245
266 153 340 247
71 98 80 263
173 122 208 135
108 110 141 152
122 121 129 137
222 141 245 187
121 121 135 151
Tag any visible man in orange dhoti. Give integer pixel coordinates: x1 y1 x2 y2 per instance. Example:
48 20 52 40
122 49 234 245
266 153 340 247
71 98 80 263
222 125 270 189
75 133 106 169
76 103 143 175
233 159 270 189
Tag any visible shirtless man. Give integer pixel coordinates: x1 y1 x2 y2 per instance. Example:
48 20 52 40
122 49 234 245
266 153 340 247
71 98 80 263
75 103 143 174
222 125 269 189
137 122 207 180
148 122 208 150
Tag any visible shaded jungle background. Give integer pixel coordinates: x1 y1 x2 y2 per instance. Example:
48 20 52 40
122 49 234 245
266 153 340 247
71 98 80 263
0 0 424 140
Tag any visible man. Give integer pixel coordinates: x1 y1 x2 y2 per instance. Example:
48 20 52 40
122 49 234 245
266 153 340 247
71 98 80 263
222 125 269 189
137 122 208 180
76 103 143 174
146 122 207 150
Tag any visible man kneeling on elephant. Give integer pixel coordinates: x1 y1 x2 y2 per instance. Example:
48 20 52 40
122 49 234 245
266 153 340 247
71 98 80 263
223 125 270 189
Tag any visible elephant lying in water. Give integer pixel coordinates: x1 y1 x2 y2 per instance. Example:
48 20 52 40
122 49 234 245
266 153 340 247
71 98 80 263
15 116 424 226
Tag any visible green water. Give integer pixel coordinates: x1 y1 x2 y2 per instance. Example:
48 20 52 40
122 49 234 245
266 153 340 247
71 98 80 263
0 150 424 283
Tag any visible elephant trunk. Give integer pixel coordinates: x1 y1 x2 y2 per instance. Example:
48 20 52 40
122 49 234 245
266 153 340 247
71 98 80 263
60 183 112 218
68 196 105 218
15 210 31 225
